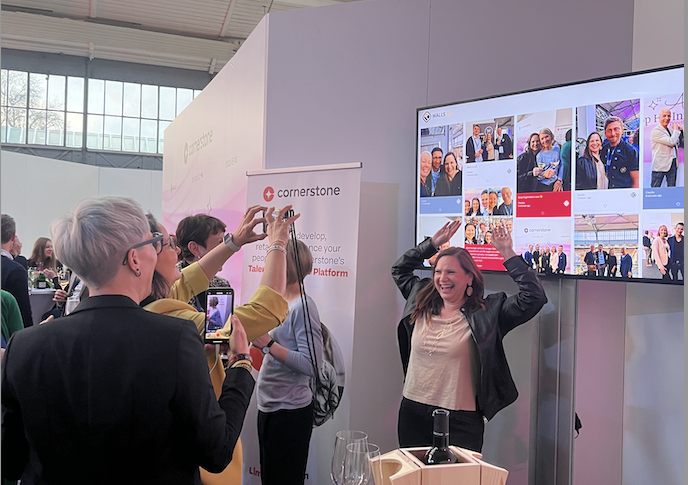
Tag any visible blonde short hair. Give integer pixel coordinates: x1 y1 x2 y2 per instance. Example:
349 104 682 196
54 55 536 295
50 197 150 289
286 239 313 286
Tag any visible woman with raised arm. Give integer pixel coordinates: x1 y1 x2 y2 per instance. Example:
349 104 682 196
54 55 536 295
142 205 299 485
392 220 547 452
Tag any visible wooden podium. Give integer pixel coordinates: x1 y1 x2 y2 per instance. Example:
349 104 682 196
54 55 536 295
373 446 508 485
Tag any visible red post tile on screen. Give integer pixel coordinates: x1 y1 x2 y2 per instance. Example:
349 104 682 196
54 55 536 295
465 244 506 271
516 191 571 217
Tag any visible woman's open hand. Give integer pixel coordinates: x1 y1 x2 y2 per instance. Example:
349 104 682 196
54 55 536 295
266 205 300 245
232 205 269 247
491 223 517 260
431 219 462 249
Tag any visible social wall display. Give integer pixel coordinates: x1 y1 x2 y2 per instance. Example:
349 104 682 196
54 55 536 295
416 66 684 282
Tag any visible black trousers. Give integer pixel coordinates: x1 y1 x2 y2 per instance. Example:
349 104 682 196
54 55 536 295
670 264 683 280
257 403 314 485
398 397 484 452
650 158 678 187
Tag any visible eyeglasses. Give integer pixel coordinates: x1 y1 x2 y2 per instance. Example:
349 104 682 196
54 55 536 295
162 235 178 251
122 232 164 265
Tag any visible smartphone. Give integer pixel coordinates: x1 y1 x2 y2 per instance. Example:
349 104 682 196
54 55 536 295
203 287 234 344
262 209 296 233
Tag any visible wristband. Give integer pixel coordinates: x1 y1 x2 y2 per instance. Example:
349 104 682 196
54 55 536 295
223 233 241 252
230 361 253 371
228 353 253 367
269 239 287 248
266 245 287 256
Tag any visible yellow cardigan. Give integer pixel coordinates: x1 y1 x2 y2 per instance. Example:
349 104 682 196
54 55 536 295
144 262 288 485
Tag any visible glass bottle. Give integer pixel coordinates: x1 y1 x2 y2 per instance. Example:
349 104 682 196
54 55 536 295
423 409 458 465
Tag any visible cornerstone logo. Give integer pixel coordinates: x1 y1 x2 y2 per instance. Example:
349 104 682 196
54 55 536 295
263 187 275 202
183 130 213 164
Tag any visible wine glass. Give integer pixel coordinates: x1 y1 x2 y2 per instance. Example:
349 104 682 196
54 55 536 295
550 159 560 169
331 430 368 485
343 443 380 485
367 444 382 485
537 161 545 170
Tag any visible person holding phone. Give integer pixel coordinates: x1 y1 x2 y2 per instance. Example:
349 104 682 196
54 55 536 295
252 239 323 485
392 220 546 452
142 205 298 484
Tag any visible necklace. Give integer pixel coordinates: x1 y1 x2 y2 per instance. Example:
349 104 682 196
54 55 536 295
421 313 460 356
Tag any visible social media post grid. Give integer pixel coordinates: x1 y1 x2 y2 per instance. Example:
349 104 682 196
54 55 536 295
573 213 639 277
514 217 572 273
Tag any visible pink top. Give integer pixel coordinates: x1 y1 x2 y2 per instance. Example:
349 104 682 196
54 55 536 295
403 311 479 411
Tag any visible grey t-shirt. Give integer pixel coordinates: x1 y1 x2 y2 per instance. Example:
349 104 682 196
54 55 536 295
256 295 323 413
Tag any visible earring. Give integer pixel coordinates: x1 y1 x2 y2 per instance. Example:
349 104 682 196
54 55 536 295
466 284 473 297
134 268 141 277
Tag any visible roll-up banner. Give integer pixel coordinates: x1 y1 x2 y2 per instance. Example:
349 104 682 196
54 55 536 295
241 162 362 485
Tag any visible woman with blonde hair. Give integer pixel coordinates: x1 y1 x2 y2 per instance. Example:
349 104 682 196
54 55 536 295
651 225 671 280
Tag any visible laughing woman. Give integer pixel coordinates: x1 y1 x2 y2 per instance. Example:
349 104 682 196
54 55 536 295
434 152 463 197
392 220 546 452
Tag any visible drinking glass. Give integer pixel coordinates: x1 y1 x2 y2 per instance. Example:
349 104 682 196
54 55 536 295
537 161 545 169
343 443 380 485
367 444 382 485
550 160 559 168
331 430 368 485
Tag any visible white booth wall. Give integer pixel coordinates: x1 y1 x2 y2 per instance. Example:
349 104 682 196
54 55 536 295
0 151 162 248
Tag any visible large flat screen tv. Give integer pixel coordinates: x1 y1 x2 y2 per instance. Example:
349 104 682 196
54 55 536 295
416 65 684 283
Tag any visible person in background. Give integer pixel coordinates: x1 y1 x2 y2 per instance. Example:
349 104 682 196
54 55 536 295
494 187 513 215
643 230 653 266
535 128 563 192
419 151 432 197
28 237 62 280
651 109 683 187
541 246 551 275
468 198 482 217
629 128 640 152
466 125 484 163
2 197 254 482
486 190 499 216
464 224 478 245
176 213 231 313
434 152 462 196
556 245 567 274
143 206 296 485
427 147 444 196
560 129 572 191
495 126 513 160
583 244 596 276
483 132 495 161
464 200 471 216
595 244 609 277
207 296 223 331
483 231 493 245
2 290 24 356
9 236 28 270
1 214 32 328
600 116 639 188
517 133 541 193
252 239 323 485
651 225 671 280
576 132 607 190
607 248 618 277
504 218 513 234
532 244 541 273
620 247 633 278
524 244 533 268
667 222 683 280
550 246 558 274
392 220 546 452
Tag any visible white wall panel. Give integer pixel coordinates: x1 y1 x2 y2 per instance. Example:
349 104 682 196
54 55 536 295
98 167 163 219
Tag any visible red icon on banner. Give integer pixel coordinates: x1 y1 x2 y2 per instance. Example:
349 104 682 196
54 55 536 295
263 187 275 202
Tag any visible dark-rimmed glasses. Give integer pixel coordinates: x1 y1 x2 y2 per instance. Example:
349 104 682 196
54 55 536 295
162 235 178 251
122 232 164 265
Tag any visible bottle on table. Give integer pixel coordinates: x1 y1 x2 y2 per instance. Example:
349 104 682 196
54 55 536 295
423 408 458 465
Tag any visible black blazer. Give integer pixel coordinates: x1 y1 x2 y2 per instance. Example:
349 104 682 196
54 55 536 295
465 136 479 162
1 255 32 328
1 294 254 484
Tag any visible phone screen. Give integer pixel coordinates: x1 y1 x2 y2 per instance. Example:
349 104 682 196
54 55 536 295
204 287 234 344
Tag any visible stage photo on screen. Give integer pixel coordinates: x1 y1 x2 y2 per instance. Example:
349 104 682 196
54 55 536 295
573 214 639 278
640 212 684 281
205 293 232 334
642 92 684 193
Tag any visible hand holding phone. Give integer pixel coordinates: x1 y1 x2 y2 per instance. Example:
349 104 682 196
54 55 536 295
204 287 234 344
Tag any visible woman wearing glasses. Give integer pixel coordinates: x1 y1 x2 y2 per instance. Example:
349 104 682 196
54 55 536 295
141 206 299 485
2 197 254 482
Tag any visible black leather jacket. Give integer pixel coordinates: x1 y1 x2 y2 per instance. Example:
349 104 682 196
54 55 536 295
392 238 547 421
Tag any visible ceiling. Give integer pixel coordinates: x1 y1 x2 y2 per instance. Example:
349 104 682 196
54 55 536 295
1 0 357 73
